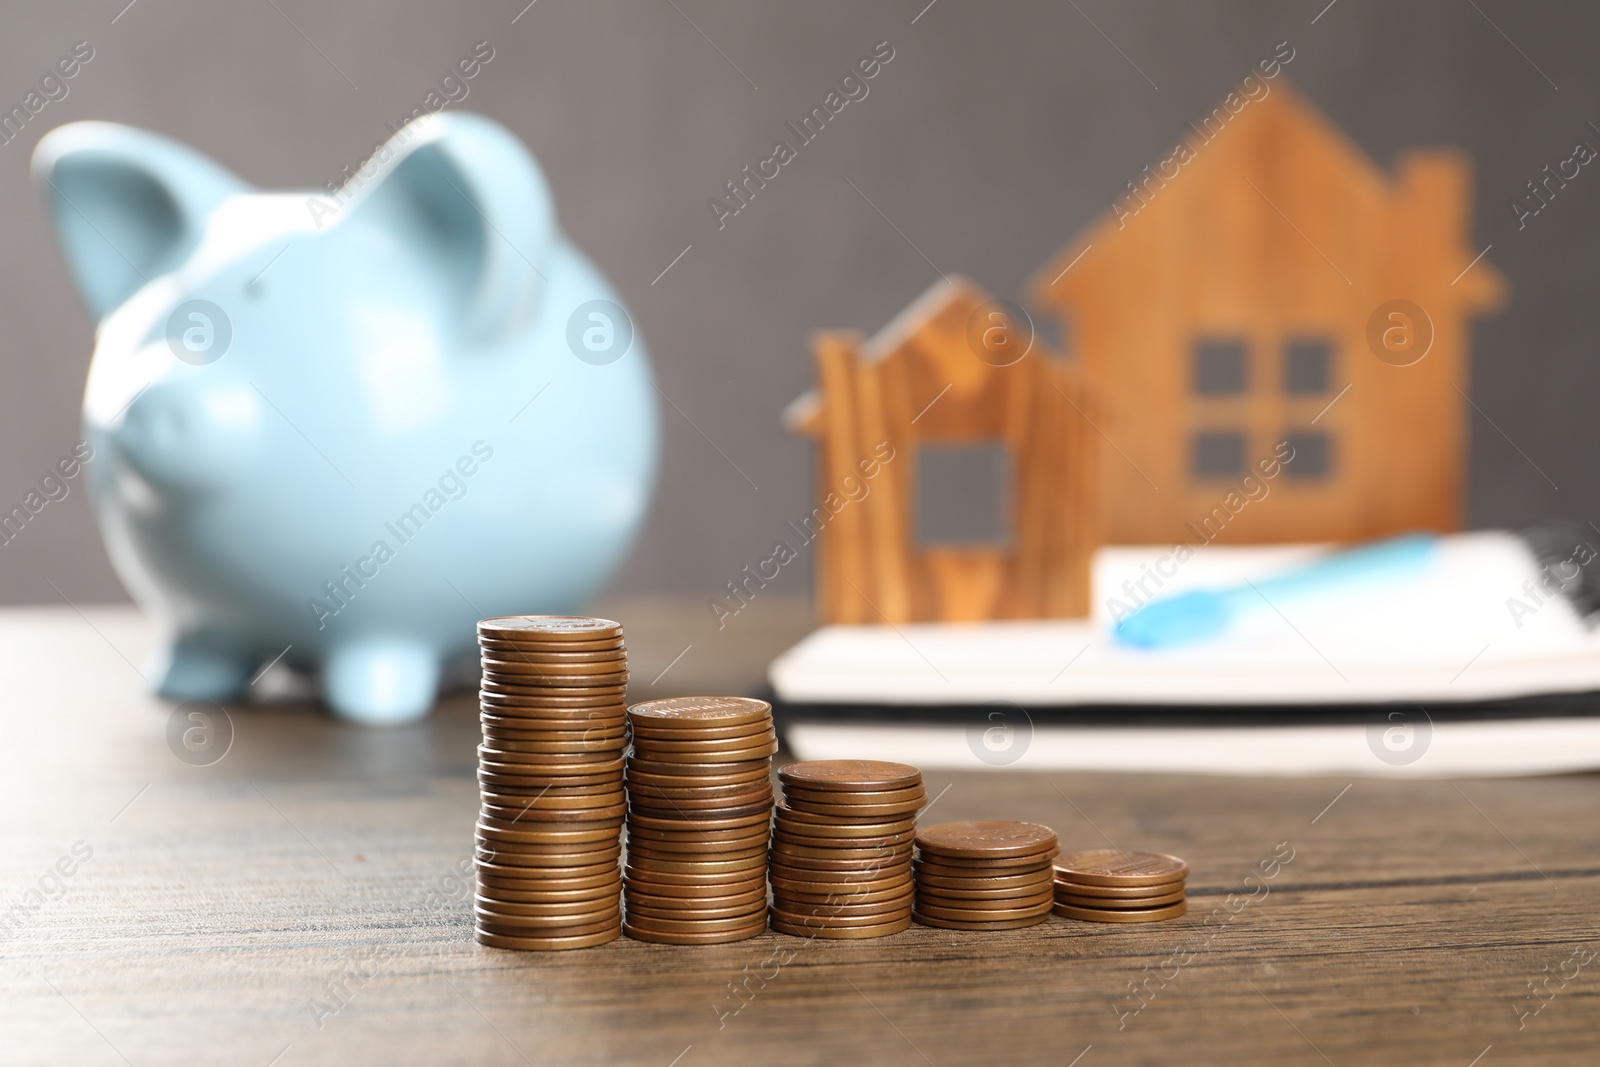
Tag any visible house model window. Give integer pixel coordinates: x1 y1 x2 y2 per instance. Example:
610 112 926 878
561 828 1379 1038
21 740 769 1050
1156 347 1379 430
791 79 1508 624
916 442 1012 547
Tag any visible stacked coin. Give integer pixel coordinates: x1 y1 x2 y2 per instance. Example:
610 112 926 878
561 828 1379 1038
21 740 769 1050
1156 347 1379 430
622 697 777 945
912 821 1058 930
473 616 629 951
768 760 924 939
1053 849 1189 922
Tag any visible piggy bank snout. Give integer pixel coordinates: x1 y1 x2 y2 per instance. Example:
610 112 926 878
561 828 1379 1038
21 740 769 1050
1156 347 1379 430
114 380 262 489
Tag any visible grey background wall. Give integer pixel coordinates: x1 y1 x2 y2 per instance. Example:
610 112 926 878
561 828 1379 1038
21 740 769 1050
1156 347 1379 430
0 0 1594 607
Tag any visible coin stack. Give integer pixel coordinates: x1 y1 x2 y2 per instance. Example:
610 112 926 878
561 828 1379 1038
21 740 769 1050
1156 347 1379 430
768 760 924 939
473 616 629 951
1053 849 1189 922
622 697 777 945
912 820 1059 930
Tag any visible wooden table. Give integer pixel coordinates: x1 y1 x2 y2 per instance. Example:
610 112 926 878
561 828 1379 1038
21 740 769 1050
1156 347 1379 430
2 601 1597 1066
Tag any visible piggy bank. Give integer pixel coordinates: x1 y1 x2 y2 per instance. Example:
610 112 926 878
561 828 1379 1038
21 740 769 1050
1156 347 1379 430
33 113 658 724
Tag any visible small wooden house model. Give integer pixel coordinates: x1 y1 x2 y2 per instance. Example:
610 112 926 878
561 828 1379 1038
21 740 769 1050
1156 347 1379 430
790 79 1506 624
784 279 1098 623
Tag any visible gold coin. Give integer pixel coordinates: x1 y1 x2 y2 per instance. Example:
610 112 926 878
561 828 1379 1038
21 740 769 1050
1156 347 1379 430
1056 887 1185 910
627 696 773 729
479 717 626 735
476 655 627 671
476 881 621 904
914 869 1054 892
626 757 772 778
473 819 617 844
774 881 911 906
629 742 779 765
481 803 627 826
480 746 622 766
624 899 768 923
624 835 769 857
479 690 627 708
1053 850 1189 887
479 791 625 812
478 629 623 646
1054 877 1187 899
477 863 620 886
627 798 773 820
473 894 620 917
773 828 916 851
769 862 910 883
478 647 628 665
915 820 1059 861
915 881 1053 903
912 897 1054 923
481 716 627 733
477 866 620 891
771 831 915 857
778 760 922 792
916 889 1054 912
779 784 926 806
480 737 626 756
768 903 913 927
477 915 620 938
781 798 924 819
479 778 625 796
625 778 773 798
625 854 766 875
624 823 770 844
627 842 768 863
767 868 913 892
626 810 771 833
475 902 620 927
625 885 767 909
624 858 767 880
911 910 1051 931
774 808 915 837
771 846 912 867
1051 899 1189 923
475 846 621 869
477 635 625 654
768 914 912 940
770 890 913 917
623 922 767 945
474 926 621 951
913 856 1056 878
624 871 768 895
631 730 777 754
616 905 769 933
477 615 623 641
630 721 774 743
481 671 629 690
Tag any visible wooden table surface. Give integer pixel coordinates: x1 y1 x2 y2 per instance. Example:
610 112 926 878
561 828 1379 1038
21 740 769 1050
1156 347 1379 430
2 601 1597 1066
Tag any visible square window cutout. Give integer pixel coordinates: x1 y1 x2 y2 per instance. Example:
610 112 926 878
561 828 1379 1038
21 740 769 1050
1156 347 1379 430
1283 432 1332 479
1285 338 1332 395
1192 431 1245 478
916 442 1011 546
1194 339 1247 395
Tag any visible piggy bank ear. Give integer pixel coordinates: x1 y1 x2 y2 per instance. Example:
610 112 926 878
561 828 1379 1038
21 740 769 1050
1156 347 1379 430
341 113 553 344
32 122 248 322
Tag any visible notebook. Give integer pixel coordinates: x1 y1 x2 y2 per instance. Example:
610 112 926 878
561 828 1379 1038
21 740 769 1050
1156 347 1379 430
768 532 1600 776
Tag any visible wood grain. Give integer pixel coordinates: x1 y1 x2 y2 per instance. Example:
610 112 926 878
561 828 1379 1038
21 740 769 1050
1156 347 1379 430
795 279 1098 625
1 606 1596 1066
1029 78 1506 549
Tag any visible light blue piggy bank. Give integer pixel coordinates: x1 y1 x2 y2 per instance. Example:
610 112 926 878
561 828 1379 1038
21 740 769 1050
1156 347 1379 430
33 113 657 724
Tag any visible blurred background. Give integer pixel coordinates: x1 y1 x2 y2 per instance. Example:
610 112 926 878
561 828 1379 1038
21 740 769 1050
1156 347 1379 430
0 0 1594 608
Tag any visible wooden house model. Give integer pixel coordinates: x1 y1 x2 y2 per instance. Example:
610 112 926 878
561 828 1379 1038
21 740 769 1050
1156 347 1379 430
790 79 1506 624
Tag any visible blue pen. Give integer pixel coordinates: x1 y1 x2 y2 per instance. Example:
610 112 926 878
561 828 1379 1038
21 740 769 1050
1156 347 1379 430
1113 534 1438 649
